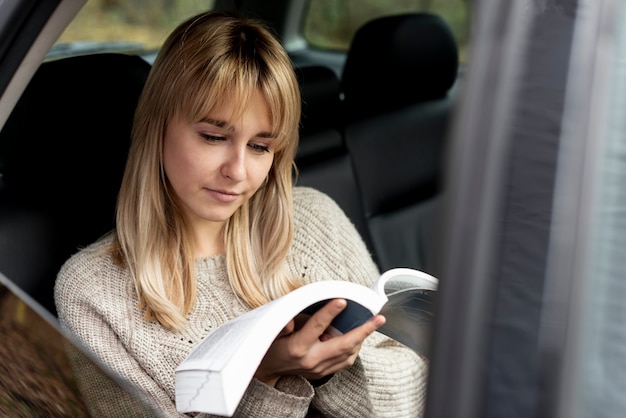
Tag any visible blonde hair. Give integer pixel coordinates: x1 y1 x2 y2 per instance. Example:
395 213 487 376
113 11 302 330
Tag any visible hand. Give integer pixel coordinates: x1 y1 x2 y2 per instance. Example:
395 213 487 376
254 298 386 387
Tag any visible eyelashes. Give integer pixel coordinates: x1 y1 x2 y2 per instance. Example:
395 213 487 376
249 143 270 153
200 133 224 142
200 133 270 154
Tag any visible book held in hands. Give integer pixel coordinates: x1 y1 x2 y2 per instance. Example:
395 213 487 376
175 267 438 416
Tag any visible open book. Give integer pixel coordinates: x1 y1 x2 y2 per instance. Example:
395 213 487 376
175 267 437 416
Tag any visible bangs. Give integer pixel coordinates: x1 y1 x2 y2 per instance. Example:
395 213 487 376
176 57 298 155
155 13 301 159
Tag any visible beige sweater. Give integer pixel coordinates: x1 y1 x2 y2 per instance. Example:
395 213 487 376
55 187 428 417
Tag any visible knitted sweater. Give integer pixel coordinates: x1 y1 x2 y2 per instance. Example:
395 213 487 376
55 187 428 417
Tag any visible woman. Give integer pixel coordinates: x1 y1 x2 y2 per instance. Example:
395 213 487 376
55 10 427 417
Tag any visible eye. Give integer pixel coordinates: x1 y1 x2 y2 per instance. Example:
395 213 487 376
248 143 271 153
200 133 225 143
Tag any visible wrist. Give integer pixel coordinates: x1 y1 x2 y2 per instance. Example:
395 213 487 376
255 372 280 387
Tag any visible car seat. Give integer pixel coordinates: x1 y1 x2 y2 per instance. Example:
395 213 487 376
0 53 151 315
341 13 460 272
295 64 374 255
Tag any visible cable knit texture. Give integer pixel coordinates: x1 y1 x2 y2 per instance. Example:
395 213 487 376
55 187 428 417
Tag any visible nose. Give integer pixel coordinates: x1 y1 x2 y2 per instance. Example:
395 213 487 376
221 145 246 182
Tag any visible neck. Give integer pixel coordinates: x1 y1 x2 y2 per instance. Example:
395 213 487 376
191 220 226 258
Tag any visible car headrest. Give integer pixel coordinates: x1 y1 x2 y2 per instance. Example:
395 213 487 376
295 65 344 164
1 53 151 240
341 13 459 120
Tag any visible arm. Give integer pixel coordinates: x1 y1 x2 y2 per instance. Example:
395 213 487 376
359 333 428 417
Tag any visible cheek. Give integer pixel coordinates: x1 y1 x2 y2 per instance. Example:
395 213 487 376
163 133 199 190
250 158 274 189
163 139 183 185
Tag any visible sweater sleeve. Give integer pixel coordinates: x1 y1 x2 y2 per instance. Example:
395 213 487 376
291 187 429 417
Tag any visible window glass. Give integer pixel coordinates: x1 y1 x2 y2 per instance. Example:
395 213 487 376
303 0 471 61
50 0 214 59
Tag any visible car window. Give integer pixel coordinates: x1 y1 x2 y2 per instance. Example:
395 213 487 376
50 0 215 60
53 1 470 63
303 0 471 62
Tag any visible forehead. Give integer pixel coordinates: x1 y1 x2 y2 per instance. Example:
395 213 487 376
186 86 285 133
201 91 275 134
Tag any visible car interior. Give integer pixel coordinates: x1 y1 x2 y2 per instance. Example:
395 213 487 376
5 1 626 417
0 5 461 317
0 2 466 414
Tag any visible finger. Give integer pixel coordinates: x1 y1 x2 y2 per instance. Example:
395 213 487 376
277 319 295 338
301 299 347 340
341 314 386 344
300 341 363 379
319 332 334 342
309 315 387 370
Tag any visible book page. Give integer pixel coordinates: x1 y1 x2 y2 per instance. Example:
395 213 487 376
183 311 268 368
377 288 435 357
373 268 438 295
371 268 438 358
177 280 386 372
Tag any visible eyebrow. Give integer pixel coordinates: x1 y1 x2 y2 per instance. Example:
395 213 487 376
201 118 277 139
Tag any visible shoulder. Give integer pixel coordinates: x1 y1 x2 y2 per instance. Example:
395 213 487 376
57 234 115 279
292 186 346 221
54 234 123 309
291 186 364 253
289 188 380 286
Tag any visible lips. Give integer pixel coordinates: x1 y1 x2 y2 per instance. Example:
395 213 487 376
206 188 240 203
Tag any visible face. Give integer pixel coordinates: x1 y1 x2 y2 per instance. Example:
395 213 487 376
163 90 276 232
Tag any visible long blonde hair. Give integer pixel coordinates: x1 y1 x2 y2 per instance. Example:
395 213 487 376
113 11 302 330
